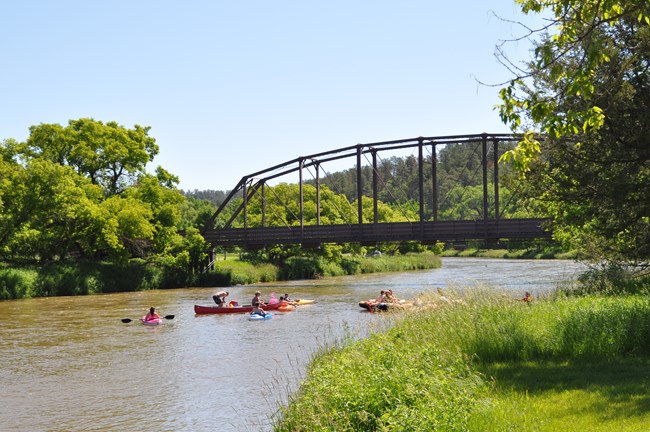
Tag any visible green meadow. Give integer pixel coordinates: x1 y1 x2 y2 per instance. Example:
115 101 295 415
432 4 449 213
274 290 650 431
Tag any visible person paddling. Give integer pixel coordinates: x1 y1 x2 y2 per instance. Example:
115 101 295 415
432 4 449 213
251 291 266 307
143 307 161 321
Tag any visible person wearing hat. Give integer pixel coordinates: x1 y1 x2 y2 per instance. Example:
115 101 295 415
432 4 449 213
251 291 266 307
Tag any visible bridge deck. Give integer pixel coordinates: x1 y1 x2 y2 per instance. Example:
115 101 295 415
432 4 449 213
202 218 550 247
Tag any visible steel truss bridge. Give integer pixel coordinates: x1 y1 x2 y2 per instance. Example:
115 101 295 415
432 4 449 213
201 133 550 249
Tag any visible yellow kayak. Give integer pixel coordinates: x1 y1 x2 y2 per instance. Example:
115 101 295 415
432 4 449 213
293 299 315 305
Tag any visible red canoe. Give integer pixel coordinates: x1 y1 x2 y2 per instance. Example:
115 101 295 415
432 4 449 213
194 302 283 315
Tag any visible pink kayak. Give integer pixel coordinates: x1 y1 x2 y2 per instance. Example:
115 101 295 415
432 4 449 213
140 317 163 326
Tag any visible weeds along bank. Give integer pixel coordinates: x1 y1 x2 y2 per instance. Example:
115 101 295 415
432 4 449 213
0 252 441 300
274 290 650 431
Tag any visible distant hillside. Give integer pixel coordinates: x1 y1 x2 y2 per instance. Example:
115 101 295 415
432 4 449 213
182 189 230 207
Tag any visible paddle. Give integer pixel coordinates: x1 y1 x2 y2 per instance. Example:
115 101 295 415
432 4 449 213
121 315 175 323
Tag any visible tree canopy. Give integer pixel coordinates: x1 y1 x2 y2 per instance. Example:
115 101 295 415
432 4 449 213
497 0 650 269
0 119 199 264
21 118 159 195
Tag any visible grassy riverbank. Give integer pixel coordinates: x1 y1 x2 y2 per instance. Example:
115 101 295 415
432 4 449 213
0 252 441 300
441 245 577 259
273 290 650 431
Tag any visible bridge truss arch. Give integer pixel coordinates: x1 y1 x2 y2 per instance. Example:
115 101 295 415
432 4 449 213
201 133 550 248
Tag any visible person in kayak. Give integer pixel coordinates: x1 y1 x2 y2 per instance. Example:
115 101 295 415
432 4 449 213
144 307 161 321
251 291 266 307
212 291 229 307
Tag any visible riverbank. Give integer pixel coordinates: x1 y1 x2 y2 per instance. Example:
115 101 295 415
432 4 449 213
273 290 650 431
0 252 442 300
441 246 577 259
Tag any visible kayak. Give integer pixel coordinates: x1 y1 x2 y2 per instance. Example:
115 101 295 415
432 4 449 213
293 299 315 305
249 312 273 321
278 304 295 312
141 317 163 326
194 302 282 315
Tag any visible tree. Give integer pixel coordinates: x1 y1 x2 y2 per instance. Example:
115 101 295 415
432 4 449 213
22 118 159 195
0 119 193 263
497 1 650 268
0 158 106 260
125 174 185 254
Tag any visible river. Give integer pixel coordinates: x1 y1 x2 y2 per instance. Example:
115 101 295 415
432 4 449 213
0 257 587 432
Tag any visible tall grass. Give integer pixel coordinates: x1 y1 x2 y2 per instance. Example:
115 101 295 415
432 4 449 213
211 260 279 285
277 252 441 280
274 290 650 431
451 291 650 361
358 252 442 274
0 261 162 299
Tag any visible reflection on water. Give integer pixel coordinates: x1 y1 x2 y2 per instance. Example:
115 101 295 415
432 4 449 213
0 258 586 431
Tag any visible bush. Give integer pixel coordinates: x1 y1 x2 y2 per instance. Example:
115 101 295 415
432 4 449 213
0 268 37 299
211 260 279 285
339 257 361 275
279 256 323 280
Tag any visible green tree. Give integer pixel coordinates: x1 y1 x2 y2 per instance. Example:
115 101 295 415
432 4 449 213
497 1 650 267
22 118 158 195
99 195 155 258
179 197 216 230
125 174 185 254
440 183 538 220
0 159 105 261
1 119 194 264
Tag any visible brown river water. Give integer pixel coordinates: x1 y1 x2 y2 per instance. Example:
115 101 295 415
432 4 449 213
0 258 587 432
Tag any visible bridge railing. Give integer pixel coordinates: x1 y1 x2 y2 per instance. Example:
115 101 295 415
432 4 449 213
202 218 550 248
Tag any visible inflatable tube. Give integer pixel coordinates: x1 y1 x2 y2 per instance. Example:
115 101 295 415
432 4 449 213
248 312 273 321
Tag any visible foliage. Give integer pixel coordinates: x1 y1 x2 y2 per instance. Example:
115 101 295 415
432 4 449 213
0 158 106 260
275 314 487 431
178 197 216 230
440 244 575 259
456 291 650 361
0 260 164 299
497 1 650 269
440 183 540 220
568 263 650 296
211 259 279 285
279 256 334 279
0 119 194 266
20 118 158 195
358 252 442 274
182 188 230 207
305 141 520 222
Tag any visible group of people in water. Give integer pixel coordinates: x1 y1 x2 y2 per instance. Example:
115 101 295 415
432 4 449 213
373 289 399 304
212 290 294 316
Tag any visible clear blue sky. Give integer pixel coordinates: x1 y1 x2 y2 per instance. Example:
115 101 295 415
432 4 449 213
1 1 540 191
